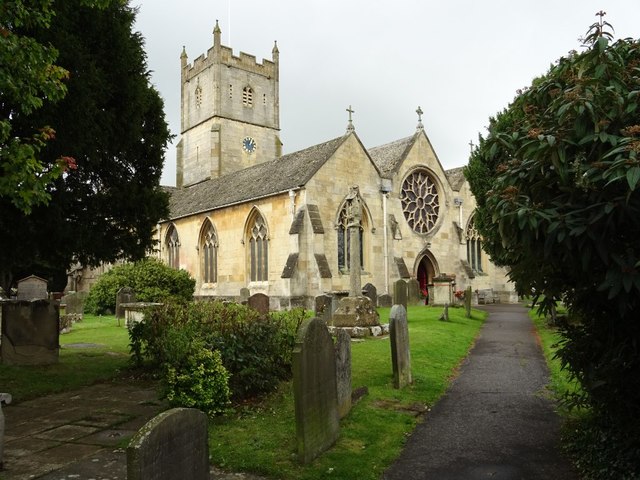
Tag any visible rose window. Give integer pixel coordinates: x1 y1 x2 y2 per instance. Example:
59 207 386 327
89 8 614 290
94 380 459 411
400 170 440 234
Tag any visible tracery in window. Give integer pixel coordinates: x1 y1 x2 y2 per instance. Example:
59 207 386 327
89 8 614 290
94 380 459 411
242 86 253 107
466 216 483 272
337 202 364 272
166 225 180 269
247 212 268 281
400 169 440 234
200 220 218 283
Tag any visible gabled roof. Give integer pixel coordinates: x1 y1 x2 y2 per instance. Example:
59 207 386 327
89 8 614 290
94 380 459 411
167 135 348 220
368 134 417 178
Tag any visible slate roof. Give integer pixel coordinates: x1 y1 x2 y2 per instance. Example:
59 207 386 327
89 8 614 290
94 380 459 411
369 132 468 190
167 135 348 220
368 134 416 177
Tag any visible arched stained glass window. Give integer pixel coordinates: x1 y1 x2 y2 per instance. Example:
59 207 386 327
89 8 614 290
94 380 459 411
337 203 363 272
466 216 483 272
201 221 218 283
248 213 268 281
166 225 180 269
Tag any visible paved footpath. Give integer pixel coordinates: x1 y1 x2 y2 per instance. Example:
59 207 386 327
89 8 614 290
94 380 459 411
383 303 579 480
1 380 265 480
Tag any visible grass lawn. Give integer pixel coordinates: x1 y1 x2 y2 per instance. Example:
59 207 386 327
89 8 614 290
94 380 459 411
0 314 131 402
209 305 486 480
528 308 583 413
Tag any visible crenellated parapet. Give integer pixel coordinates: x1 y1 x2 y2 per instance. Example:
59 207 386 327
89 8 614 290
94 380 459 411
183 44 278 81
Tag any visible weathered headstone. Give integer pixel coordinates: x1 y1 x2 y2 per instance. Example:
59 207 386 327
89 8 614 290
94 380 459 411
292 317 339 464
248 293 269 316
407 279 421 305
315 294 334 323
439 303 450 322
390 305 412 389
0 393 11 470
464 286 472 318
16 275 48 301
239 287 250 304
116 287 136 320
378 293 393 308
61 292 85 316
362 283 377 308
334 329 352 419
393 279 408 311
1 300 59 365
127 407 209 480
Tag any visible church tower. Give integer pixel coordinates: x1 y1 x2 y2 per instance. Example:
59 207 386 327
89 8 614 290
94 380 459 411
176 21 281 187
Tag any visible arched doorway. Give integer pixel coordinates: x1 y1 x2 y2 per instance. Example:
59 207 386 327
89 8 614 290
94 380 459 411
417 255 436 304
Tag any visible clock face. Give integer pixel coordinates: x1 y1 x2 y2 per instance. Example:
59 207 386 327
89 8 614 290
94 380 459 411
242 136 256 153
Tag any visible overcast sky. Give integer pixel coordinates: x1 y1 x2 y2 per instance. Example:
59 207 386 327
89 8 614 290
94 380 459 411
132 1 640 187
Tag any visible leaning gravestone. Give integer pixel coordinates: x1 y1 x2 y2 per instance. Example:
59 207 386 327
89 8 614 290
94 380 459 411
315 294 334 323
464 286 472 318
1 300 59 365
292 317 339 464
390 304 412 389
362 283 377 308
393 279 408 311
116 287 136 320
248 293 269 316
407 279 421 305
378 293 393 308
127 408 209 480
16 275 48 301
334 329 352 419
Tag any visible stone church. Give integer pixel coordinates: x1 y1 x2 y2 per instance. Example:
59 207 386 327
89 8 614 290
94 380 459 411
158 22 516 310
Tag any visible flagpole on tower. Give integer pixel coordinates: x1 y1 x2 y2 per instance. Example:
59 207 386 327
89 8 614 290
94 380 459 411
228 0 231 45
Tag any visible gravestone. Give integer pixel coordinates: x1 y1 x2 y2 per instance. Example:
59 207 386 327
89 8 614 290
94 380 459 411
362 283 377 308
16 275 47 301
116 287 136 320
393 279 408 311
248 293 269 316
390 305 412 389
378 293 393 308
1 300 59 365
439 303 450 322
292 317 339 464
464 286 472 318
315 294 334 323
407 279 421 305
0 393 11 471
60 292 85 329
239 287 250 304
334 329 352 419
127 407 209 480
330 296 380 328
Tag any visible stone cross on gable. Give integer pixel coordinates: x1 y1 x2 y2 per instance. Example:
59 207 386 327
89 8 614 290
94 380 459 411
346 105 355 132
469 139 475 153
416 106 424 131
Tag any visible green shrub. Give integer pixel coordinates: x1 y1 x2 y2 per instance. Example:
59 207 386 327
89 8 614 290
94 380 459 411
85 258 195 314
563 413 640 480
129 301 306 401
164 345 231 416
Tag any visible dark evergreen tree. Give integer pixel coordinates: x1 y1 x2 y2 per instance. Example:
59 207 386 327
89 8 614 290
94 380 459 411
0 0 170 291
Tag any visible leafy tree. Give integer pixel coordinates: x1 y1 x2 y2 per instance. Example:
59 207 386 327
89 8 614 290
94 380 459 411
465 11 640 447
0 1 70 212
0 0 170 292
